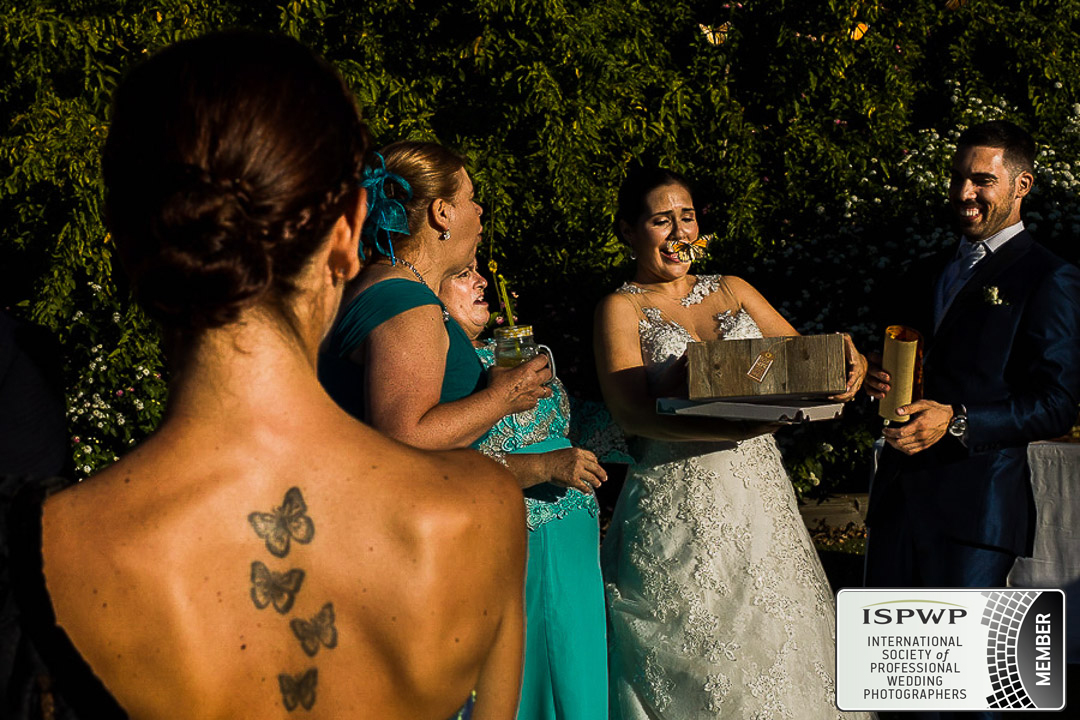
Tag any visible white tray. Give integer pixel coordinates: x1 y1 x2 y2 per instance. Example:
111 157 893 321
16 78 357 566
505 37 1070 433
656 397 845 424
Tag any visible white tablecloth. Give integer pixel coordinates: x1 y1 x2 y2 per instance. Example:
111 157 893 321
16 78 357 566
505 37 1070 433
1008 441 1080 662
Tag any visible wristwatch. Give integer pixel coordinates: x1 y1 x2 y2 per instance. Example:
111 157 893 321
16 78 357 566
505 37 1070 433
947 404 968 438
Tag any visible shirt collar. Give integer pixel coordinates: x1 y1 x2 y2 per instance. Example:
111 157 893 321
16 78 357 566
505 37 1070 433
958 220 1024 257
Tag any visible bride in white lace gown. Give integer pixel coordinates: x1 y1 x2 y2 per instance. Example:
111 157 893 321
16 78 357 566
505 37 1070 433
594 169 871 719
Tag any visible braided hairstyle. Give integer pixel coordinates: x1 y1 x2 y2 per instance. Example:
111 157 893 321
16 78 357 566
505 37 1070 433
103 31 370 333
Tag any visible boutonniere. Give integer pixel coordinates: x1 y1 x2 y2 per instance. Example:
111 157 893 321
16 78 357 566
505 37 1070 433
982 285 1009 306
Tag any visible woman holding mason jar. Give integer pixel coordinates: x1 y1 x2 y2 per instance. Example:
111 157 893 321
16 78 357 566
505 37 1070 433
320 141 551 450
438 260 608 720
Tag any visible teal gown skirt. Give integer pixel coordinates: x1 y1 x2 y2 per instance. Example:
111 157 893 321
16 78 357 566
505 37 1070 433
511 438 608 720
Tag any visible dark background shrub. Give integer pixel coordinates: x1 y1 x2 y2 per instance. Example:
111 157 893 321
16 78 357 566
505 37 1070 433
3 0 1078 491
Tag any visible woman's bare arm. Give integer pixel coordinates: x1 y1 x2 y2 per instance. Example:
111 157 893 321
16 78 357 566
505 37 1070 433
360 305 551 449
500 448 606 494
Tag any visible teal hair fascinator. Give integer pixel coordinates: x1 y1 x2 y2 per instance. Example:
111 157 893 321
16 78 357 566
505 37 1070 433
359 152 412 263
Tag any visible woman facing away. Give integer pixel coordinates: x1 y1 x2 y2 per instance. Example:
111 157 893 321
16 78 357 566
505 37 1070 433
319 142 552 451
438 262 608 720
594 167 872 719
2 32 525 720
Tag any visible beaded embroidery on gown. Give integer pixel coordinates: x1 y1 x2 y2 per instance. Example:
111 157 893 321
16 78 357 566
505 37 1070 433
473 341 598 531
601 276 870 720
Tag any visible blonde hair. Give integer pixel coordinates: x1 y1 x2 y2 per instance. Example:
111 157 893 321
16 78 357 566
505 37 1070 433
363 141 465 257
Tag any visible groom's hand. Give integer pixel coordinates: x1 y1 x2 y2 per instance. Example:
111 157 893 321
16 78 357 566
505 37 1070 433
882 399 954 455
863 351 890 399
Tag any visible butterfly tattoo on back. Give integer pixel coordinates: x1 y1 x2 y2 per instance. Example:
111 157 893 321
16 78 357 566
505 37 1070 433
250 561 305 614
279 668 318 712
249 487 315 558
290 602 338 657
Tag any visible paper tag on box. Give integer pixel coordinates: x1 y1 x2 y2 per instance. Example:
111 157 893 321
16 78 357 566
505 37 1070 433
746 351 775 383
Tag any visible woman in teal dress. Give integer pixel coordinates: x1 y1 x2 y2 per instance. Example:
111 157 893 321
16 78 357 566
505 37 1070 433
439 261 609 720
320 141 552 447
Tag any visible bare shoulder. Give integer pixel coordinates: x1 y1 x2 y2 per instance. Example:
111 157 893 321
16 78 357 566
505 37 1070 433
370 301 447 337
594 290 639 328
718 274 756 299
720 275 773 312
405 447 524 543
322 420 523 554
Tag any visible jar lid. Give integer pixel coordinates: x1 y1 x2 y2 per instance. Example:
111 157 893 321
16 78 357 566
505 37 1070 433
493 325 533 339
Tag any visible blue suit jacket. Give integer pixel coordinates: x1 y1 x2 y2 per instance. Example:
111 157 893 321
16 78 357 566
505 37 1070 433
868 231 1080 556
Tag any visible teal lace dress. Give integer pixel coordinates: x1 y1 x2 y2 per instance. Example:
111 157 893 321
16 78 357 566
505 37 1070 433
474 342 608 720
319 279 484 417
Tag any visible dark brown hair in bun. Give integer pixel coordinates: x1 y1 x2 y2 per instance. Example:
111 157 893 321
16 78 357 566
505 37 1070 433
103 31 369 332
614 166 696 242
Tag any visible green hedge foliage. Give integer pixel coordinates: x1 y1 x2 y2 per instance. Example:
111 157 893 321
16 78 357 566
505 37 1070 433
3 0 1079 494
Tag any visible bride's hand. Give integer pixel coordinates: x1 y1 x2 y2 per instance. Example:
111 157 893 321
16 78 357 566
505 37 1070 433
829 333 867 402
488 354 553 414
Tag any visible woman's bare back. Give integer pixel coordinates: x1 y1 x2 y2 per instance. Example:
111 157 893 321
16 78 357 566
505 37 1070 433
41 400 524 720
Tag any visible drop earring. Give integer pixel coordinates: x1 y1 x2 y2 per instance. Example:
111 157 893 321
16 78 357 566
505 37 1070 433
439 230 451 241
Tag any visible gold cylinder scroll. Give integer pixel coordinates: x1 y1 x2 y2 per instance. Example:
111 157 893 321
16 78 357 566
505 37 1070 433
878 325 923 424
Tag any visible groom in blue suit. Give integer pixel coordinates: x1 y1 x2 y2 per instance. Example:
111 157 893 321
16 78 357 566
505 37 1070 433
864 120 1080 591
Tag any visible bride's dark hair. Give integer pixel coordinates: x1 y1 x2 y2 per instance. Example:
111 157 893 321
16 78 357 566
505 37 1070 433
103 31 370 333
614 166 696 241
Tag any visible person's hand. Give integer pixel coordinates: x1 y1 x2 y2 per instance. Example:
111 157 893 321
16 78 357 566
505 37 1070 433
882 399 953 455
488 354 553 414
829 333 867 402
543 447 607 494
863 350 890 400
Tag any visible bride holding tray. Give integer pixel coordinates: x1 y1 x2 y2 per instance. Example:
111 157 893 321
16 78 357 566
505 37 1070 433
594 166 871 719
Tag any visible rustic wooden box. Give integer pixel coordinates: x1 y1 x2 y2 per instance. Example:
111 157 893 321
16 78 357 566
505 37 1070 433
687 334 846 401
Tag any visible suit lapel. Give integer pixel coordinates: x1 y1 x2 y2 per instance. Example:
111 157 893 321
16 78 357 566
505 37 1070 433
933 231 1033 342
900 251 950 352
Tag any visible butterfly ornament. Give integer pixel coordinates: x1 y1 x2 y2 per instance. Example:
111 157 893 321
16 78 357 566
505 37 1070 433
249 487 315 558
699 22 730 45
665 234 711 263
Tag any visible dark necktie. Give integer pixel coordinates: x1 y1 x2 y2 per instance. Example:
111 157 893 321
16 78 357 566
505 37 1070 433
937 239 989 325
936 240 988 325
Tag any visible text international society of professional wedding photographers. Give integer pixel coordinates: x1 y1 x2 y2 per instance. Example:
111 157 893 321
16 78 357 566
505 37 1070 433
836 588 1065 711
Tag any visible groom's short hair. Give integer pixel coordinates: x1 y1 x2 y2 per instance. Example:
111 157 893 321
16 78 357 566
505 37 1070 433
957 120 1035 179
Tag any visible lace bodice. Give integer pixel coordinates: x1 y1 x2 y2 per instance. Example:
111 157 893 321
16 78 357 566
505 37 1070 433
617 275 761 389
618 274 724 307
